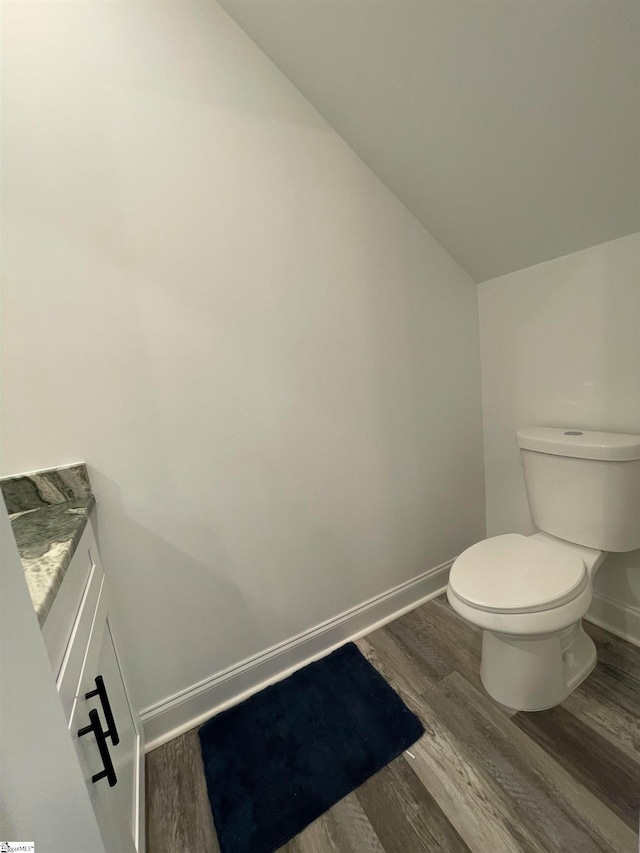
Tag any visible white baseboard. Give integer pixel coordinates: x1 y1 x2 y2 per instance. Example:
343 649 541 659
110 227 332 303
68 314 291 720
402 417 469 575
141 559 452 752
586 592 640 648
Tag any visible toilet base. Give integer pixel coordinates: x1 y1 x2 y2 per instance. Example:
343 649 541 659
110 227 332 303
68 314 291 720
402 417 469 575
479 621 596 711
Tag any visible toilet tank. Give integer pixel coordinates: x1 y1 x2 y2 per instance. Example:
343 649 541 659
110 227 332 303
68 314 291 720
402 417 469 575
517 427 640 552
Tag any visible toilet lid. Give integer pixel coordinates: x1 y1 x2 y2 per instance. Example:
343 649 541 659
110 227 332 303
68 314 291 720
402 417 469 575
449 534 588 613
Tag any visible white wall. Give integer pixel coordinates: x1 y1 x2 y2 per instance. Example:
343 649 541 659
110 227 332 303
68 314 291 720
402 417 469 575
1 1 485 714
478 233 640 620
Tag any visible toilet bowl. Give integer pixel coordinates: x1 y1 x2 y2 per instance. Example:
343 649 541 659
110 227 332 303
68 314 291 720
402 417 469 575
447 532 605 710
446 426 640 712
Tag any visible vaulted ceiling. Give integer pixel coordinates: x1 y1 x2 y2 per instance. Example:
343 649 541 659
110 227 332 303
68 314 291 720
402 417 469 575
220 0 640 281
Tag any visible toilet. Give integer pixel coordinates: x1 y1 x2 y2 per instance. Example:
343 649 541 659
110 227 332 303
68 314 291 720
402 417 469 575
447 427 640 711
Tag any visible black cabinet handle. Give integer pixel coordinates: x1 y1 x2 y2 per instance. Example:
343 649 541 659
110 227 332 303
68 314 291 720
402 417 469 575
86 675 120 746
78 708 118 787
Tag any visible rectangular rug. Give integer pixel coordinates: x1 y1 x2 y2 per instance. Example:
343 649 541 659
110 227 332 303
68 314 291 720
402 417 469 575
198 642 424 853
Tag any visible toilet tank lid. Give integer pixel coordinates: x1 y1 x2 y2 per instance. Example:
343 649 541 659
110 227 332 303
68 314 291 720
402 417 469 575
517 427 640 461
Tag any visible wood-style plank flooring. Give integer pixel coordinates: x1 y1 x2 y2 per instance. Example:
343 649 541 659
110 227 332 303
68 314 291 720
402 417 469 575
146 596 640 852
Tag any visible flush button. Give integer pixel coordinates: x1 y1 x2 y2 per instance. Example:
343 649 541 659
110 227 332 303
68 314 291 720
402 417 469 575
564 431 583 436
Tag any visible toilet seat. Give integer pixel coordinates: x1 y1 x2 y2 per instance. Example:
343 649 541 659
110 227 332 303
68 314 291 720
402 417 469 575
449 533 588 614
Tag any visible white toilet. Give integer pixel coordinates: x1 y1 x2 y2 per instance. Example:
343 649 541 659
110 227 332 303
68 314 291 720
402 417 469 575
447 427 640 712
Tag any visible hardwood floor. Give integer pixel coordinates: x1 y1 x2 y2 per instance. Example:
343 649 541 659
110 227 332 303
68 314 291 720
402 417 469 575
146 596 640 852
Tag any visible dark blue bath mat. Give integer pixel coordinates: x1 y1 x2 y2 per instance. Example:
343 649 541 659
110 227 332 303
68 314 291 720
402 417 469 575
198 642 424 853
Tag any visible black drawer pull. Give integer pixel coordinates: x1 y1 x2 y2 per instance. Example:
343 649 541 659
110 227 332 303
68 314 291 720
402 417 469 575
78 708 118 787
86 675 120 746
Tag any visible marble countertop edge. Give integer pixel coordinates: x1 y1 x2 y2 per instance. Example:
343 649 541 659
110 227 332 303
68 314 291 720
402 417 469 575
2 464 95 627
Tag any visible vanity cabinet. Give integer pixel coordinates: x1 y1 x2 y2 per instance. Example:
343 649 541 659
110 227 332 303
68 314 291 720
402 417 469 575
69 589 140 853
50 519 145 853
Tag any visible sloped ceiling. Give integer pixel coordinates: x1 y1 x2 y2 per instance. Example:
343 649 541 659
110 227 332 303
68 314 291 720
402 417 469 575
220 0 640 281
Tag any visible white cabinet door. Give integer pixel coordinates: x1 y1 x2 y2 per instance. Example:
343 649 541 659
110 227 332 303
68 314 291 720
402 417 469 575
96 618 137 844
70 585 140 853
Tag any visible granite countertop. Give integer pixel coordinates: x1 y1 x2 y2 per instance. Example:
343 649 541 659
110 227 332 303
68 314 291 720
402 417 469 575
1 464 95 626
